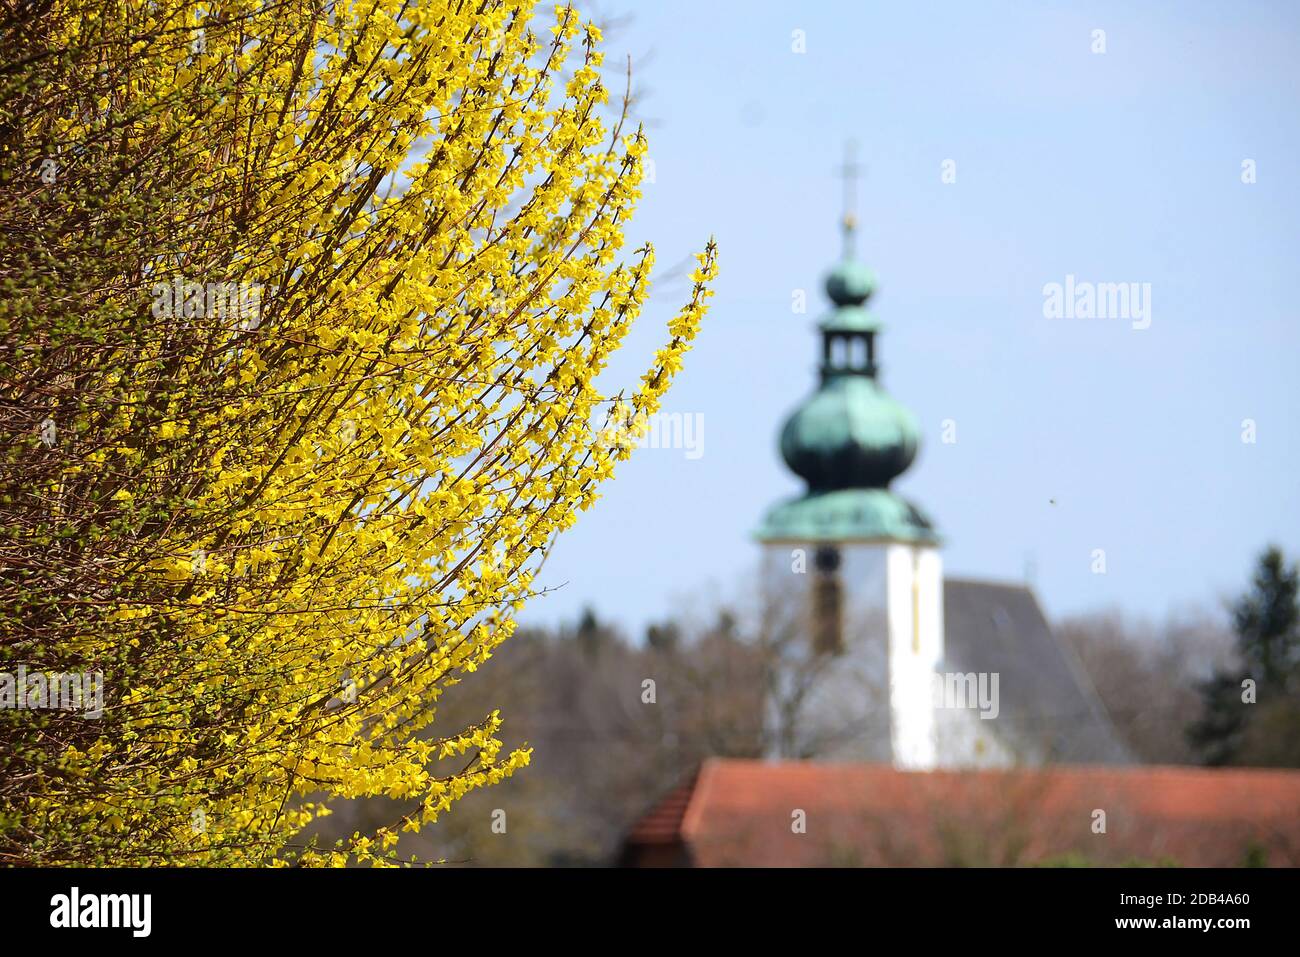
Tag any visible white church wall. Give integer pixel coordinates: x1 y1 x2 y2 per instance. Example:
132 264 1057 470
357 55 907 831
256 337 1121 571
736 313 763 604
761 541 952 767
934 706 1019 768
760 544 891 760
884 543 943 769
761 540 1047 769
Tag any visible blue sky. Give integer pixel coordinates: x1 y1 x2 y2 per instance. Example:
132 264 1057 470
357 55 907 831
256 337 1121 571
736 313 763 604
521 0 1300 639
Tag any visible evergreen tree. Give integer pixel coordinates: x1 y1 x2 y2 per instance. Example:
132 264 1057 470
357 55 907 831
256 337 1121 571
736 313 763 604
1231 546 1299 692
1188 546 1299 766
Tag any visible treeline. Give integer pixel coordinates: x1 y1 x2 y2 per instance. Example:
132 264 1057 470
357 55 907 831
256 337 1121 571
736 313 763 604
314 547 1299 865
1062 545 1300 769
311 609 770 865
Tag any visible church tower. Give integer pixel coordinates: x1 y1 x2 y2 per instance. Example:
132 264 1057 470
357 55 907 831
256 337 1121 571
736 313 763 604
756 175 943 769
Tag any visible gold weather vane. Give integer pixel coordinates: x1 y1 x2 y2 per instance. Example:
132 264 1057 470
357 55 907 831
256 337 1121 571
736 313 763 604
836 140 863 258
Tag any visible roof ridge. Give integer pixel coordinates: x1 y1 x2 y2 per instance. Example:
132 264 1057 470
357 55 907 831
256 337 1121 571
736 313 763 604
943 575 1033 592
699 757 1300 779
622 765 703 846
680 758 718 841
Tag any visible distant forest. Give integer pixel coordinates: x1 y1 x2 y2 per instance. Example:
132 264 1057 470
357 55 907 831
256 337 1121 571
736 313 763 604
314 546 1300 866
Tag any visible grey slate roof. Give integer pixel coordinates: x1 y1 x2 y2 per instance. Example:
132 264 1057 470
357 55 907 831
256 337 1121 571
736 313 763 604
943 578 1134 765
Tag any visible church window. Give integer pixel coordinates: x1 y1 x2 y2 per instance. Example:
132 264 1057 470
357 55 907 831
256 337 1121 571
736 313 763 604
812 546 843 656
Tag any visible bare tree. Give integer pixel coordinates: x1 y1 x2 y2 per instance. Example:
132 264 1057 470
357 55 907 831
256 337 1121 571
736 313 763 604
1058 609 1234 765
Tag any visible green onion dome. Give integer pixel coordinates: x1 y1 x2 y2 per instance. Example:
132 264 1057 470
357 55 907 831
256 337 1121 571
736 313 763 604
780 374 919 492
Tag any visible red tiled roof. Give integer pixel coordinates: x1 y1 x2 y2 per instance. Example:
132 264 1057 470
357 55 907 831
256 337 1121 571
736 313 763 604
624 768 699 845
623 760 1300 867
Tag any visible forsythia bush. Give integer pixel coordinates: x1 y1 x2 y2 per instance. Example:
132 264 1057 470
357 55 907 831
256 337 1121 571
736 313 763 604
0 0 715 864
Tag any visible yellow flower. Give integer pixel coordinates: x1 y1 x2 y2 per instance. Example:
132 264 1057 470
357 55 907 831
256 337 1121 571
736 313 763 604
4 0 714 868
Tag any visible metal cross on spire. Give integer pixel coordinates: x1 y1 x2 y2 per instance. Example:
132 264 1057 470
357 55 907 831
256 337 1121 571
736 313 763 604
836 140 863 258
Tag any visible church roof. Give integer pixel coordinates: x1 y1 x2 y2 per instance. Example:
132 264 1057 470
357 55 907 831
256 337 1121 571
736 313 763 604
622 760 1300 867
943 579 1134 765
755 487 938 544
